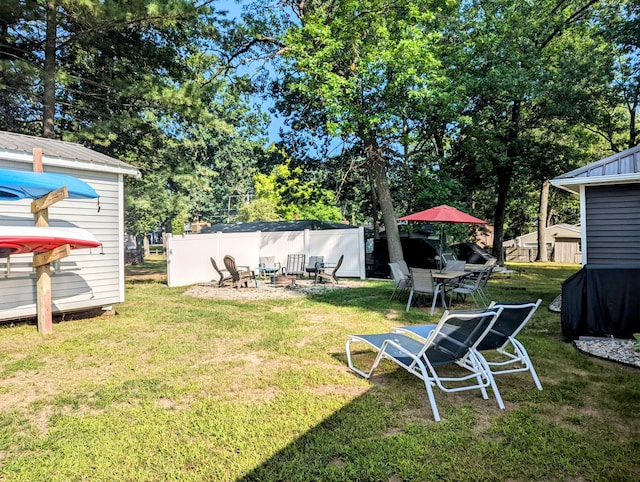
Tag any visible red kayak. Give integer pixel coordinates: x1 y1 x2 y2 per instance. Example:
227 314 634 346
0 226 101 257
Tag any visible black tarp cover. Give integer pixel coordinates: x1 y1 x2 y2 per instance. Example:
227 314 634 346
561 264 640 339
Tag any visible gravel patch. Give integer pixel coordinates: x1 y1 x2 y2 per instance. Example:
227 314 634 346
574 338 640 368
184 278 371 301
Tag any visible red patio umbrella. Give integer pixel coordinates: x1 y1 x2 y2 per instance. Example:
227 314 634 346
398 205 487 268
398 204 487 225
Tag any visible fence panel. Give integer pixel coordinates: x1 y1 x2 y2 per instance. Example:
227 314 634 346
308 228 365 279
504 246 554 262
166 227 365 287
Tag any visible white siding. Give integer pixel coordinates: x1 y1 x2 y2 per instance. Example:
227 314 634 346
0 160 124 321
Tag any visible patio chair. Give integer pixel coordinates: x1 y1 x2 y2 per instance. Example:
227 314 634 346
283 254 306 277
442 260 467 293
258 256 280 280
346 309 505 422
443 260 466 272
393 299 544 390
406 268 445 315
223 255 256 288
315 254 343 284
397 260 411 279
448 266 492 308
210 257 233 287
389 262 411 301
305 256 324 278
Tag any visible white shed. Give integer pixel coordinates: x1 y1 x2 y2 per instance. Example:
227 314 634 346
0 131 139 322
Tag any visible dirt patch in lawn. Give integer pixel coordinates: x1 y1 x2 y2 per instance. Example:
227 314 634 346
184 278 370 301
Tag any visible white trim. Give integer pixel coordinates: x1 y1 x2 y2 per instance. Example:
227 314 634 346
551 175 640 194
358 226 366 279
0 149 140 177
118 173 126 300
580 185 587 266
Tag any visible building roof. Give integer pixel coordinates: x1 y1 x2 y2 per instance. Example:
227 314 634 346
503 223 580 247
202 220 358 233
551 145 640 193
0 131 139 176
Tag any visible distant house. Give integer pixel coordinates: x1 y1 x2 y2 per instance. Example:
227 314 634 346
503 223 581 263
551 145 640 339
0 131 139 322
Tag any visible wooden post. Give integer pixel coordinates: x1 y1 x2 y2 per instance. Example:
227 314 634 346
31 148 68 334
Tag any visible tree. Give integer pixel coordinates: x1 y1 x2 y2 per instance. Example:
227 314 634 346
450 0 605 263
259 0 459 263
250 154 343 221
1 1 272 235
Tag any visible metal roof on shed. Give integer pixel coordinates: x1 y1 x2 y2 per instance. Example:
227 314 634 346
202 220 358 233
0 131 139 176
551 145 640 193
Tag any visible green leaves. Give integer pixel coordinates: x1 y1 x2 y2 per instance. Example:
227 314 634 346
248 155 343 222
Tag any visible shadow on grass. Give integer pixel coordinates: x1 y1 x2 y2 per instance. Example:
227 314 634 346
125 257 167 285
236 389 407 482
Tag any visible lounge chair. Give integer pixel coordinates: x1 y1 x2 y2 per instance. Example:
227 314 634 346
393 299 543 390
210 257 233 287
346 309 505 422
443 260 466 272
223 255 256 288
405 268 445 315
315 254 343 284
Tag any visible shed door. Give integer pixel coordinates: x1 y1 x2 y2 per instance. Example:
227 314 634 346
585 184 640 264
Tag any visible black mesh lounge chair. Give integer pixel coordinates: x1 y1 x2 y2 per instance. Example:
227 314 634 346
305 256 324 278
393 299 543 391
346 309 504 422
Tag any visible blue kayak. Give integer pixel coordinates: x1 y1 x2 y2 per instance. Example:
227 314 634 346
0 168 98 200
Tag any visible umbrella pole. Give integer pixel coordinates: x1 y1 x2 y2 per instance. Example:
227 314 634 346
439 228 445 271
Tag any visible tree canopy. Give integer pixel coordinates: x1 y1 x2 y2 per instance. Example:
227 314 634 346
1 0 637 257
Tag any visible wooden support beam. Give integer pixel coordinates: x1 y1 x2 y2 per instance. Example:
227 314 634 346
33 245 71 268
36 265 53 334
32 147 52 334
31 186 68 213
33 147 43 173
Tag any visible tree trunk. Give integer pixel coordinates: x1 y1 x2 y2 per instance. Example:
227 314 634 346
43 0 57 138
629 99 637 148
364 134 403 263
492 99 521 265
368 165 380 239
536 179 550 262
492 165 512 265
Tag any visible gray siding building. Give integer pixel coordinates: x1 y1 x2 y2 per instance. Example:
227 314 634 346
551 145 640 266
551 145 640 339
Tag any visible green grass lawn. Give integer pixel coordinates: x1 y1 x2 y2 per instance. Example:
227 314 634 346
0 259 638 481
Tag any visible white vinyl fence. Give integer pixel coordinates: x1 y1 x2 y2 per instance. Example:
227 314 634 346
166 227 366 287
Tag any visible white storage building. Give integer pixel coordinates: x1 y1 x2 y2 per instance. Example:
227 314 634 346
0 131 139 322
